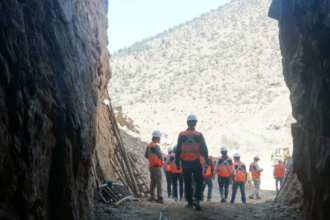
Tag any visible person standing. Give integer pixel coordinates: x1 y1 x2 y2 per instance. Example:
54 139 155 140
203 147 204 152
248 155 263 199
274 158 286 194
230 152 247 204
201 156 214 202
213 146 234 203
144 130 164 203
164 146 173 198
175 114 209 210
167 144 184 201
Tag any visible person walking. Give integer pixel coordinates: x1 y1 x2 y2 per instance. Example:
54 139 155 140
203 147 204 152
230 152 247 204
213 146 234 203
167 144 184 201
164 146 173 198
201 156 214 202
145 130 164 203
274 158 286 194
248 155 263 199
175 114 209 210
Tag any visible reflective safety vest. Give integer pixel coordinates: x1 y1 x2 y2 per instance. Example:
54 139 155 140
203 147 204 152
180 131 201 161
200 156 212 177
274 164 285 178
233 161 246 182
147 142 162 167
170 153 182 173
217 157 234 177
165 154 171 171
250 162 261 178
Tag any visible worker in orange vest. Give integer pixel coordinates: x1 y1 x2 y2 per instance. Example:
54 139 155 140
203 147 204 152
213 146 234 203
201 156 214 202
144 130 164 203
164 146 173 198
230 152 247 203
175 114 209 210
273 158 286 194
167 144 184 201
248 155 263 199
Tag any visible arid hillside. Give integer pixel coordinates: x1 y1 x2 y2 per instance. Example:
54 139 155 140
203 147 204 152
109 0 284 107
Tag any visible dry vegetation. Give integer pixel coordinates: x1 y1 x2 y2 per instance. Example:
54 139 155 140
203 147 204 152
108 0 284 107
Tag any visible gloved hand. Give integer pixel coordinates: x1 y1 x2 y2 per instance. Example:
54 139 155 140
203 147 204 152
202 162 209 175
175 160 180 167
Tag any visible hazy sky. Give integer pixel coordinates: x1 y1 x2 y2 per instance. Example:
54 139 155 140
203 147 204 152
107 0 231 53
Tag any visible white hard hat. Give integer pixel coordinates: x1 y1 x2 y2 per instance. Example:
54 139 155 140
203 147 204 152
173 144 177 149
233 152 240 157
278 158 283 162
254 155 260 160
167 146 173 152
220 146 228 152
187 114 198 121
152 130 162 138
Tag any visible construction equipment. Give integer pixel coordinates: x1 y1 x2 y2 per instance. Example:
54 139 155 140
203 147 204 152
271 147 291 165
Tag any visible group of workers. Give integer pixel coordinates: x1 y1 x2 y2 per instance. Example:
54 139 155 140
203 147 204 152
145 114 286 210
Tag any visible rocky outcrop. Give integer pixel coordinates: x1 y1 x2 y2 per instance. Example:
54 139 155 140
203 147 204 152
269 0 330 219
0 0 111 219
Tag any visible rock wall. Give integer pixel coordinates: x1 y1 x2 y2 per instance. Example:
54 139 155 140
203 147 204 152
0 0 112 219
269 0 330 219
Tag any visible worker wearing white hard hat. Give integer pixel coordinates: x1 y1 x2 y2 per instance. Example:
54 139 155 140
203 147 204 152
175 114 209 210
273 158 286 194
164 145 174 198
145 130 164 203
230 152 247 204
248 155 263 199
213 146 234 203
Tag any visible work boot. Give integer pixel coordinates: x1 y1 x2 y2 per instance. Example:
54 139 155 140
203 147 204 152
192 199 202 210
174 197 178 201
220 196 227 203
185 203 193 208
156 196 164 204
147 197 156 202
256 196 261 200
180 197 183 202
207 198 211 202
248 196 254 199
168 195 171 198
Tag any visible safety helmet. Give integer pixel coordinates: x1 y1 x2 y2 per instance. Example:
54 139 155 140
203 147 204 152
173 144 177 149
187 114 198 121
233 152 240 158
152 130 162 138
220 146 228 152
167 146 173 152
278 158 283 162
254 155 260 160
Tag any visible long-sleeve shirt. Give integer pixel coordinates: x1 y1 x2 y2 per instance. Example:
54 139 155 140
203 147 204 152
144 143 163 161
175 128 209 168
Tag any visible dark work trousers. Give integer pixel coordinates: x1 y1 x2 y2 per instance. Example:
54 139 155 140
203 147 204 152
165 171 172 196
172 173 184 198
183 164 203 203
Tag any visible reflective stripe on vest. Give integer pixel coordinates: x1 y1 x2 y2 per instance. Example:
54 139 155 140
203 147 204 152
234 161 246 182
217 157 233 177
170 153 182 173
147 142 161 167
275 164 285 177
180 131 201 161
200 156 212 177
250 162 260 178
165 155 171 171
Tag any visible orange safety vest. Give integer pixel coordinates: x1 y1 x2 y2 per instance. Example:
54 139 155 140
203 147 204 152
274 164 285 177
217 156 234 177
200 156 212 177
165 154 171 171
233 161 246 182
170 153 182 173
147 142 163 167
180 130 201 161
250 162 261 178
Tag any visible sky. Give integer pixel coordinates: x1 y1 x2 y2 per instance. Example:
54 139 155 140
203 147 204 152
107 0 231 53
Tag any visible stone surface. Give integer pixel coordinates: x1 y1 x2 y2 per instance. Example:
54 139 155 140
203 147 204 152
269 0 330 219
0 0 111 219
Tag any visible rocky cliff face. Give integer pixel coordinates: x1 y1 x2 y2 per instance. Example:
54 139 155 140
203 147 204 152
269 0 330 219
0 0 111 219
